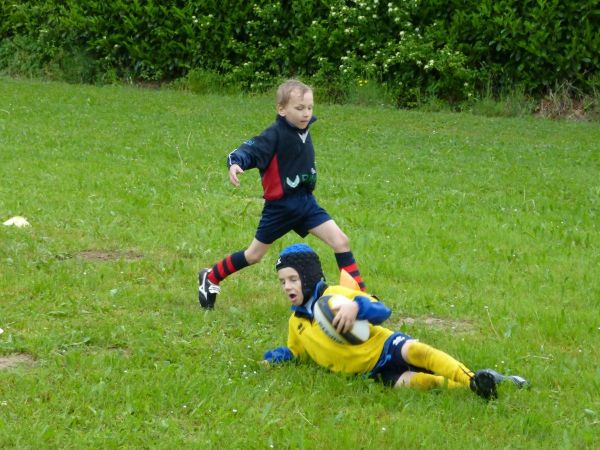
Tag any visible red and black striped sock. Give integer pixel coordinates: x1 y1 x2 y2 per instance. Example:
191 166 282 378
207 251 249 285
334 251 366 291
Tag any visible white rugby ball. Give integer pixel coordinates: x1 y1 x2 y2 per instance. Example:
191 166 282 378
313 294 369 345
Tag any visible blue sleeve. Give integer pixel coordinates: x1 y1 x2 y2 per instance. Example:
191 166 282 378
227 127 277 170
263 346 295 364
354 295 391 324
227 146 254 169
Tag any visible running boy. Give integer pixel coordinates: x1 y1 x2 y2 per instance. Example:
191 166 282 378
265 243 528 399
198 80 365 309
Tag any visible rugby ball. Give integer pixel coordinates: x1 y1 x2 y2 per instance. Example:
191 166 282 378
313 294 369 345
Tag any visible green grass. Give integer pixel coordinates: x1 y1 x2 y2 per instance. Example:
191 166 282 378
1 77 599 449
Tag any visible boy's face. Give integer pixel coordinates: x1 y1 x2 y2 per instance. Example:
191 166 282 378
278 267 304 306
277 88 314 130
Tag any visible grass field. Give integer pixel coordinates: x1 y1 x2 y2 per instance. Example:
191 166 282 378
1 77 599 449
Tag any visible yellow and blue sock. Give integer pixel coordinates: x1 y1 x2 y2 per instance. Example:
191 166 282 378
408 372 465 390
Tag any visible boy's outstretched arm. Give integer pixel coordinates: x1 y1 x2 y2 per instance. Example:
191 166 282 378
263 346 295 364
227 128 278 173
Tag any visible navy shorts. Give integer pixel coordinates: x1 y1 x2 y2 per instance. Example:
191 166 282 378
255 192 332 244
370 332 417 387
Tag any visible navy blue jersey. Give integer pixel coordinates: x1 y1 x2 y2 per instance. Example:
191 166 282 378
227 115 318 201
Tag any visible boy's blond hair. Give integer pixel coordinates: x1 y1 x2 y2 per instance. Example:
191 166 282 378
276 79 312 108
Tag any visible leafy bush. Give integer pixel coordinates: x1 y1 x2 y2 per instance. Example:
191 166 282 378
1 0 598 106
0 2 62 77
435 0 600 95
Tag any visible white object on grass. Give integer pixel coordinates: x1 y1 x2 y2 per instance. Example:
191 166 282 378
3 216 30 227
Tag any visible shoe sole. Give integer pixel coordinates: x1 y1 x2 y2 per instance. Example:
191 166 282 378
506 375 529 389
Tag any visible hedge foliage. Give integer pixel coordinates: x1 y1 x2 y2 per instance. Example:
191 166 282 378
1 0 599 105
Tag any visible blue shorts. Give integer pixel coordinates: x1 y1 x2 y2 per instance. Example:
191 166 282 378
255 192 332 244
369 332 416 387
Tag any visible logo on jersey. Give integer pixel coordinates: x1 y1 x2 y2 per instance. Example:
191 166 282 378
392 335 406 346
286 175 300 188
286 168 317 189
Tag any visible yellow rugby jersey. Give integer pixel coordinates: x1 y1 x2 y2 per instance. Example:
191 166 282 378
286 285 394 374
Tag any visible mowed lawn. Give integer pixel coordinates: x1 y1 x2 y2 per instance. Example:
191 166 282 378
1 77 599 448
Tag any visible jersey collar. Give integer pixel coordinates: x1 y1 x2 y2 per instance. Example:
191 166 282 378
292 280 327 319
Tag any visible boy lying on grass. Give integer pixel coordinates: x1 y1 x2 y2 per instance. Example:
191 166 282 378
264 243 528 400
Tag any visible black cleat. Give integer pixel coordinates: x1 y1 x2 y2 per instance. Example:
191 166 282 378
198 269 220 309
470 369 502 400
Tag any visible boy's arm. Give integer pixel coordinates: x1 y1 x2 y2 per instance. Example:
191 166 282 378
263 346 294 363
263 315 304 364
227 128 278 171
354 295 391 324
325 285 392 325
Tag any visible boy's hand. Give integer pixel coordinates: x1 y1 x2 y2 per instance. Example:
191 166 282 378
229 164 244 187
332 301 359 333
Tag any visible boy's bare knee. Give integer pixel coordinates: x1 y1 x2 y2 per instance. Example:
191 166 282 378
331 231 350 252
395 371 413 388
340 233 350 248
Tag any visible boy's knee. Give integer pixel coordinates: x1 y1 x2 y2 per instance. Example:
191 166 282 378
400 339 421 361
332 231 350 251
339 232 350 247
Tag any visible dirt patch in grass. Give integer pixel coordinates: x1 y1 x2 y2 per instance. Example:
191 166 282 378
77 250 143 261
398 316 476 334
0 353 35 370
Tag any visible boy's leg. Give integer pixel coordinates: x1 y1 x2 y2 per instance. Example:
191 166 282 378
206 251 249 285
309 220 366 291
401 341 473 386
334 251 365 291
401 341 507 399
199 239 270 309
396 371 465 390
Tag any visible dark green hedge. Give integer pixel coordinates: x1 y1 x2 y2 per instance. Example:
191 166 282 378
1 0 598 104
429 0 600 93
